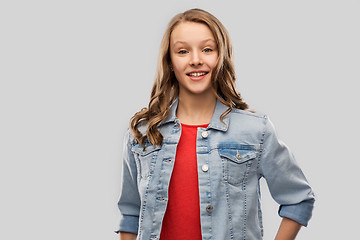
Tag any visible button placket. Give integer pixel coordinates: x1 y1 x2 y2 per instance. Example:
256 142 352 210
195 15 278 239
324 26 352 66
201 131 209 138
202 164 209 172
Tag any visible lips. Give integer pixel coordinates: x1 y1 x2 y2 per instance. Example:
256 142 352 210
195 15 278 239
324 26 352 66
186 70 208 76
186 71 209 81
187 71 208 77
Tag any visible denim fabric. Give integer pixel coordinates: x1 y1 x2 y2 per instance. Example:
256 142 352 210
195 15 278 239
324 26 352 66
116 98 315 240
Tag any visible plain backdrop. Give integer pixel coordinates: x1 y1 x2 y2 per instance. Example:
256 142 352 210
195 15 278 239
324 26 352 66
1 0 359 239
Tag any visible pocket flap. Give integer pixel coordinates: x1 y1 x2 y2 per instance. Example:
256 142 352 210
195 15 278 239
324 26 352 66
219 149 257 164
132 144 161 156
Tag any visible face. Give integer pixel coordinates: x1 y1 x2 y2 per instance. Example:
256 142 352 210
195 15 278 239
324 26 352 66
170 22 218 97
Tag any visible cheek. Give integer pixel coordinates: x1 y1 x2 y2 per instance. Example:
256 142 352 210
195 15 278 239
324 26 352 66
172 59 187 73
173 69 185 83
209 55 218 69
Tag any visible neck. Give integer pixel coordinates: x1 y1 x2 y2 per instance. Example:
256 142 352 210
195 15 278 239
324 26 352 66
176 91 216 125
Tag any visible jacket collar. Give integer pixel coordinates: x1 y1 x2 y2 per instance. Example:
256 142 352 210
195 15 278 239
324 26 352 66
161 97 230 132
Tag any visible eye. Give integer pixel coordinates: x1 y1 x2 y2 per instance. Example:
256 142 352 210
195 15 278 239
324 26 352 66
178 50 188 54
203 48 213 53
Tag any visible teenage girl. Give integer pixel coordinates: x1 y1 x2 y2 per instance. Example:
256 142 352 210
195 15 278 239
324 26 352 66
116 8 315 240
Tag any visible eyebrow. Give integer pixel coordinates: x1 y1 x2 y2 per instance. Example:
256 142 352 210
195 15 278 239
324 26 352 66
173 38 216 46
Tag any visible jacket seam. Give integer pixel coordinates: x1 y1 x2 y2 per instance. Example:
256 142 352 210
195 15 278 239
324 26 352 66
231 109 267 119
256 116 268 177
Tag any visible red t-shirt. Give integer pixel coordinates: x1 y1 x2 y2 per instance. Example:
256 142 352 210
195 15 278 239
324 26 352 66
160 123 208 240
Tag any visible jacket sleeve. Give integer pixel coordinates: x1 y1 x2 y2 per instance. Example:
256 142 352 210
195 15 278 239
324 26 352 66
115 130 141 234
259 116 315 226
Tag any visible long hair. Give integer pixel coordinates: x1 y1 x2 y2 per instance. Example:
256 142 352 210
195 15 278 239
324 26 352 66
130 8 249 146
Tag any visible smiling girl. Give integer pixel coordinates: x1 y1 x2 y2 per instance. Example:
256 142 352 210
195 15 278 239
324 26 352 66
116 8 315 240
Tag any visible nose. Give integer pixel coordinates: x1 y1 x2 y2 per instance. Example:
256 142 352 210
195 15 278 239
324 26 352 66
189 51 203 66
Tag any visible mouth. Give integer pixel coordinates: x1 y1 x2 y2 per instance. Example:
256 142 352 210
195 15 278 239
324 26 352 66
186 71 209 77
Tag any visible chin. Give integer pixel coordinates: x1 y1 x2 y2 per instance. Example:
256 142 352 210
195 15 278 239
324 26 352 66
187 87 213 96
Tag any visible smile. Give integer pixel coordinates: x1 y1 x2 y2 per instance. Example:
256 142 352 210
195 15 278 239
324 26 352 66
186 72 208 77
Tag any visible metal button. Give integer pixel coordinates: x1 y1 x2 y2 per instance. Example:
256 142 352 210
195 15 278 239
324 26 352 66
202 164 209 172
206 205 213 213
236 150 242 159
201 131 209 138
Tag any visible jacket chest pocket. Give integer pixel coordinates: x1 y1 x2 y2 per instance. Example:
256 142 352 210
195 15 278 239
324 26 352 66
218 147 257 185
132 144 161 179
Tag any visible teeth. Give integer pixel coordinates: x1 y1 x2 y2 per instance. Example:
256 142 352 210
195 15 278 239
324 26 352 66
188 72 206 77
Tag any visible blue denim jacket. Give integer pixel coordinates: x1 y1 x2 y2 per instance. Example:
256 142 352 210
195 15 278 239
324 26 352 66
116 98 315 240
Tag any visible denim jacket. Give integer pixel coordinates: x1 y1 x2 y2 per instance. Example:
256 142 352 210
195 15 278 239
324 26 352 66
116 98 315 240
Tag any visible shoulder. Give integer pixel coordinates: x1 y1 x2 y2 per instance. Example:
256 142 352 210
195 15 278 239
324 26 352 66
230 108 268 122
227 108 272 134
137 122 148 135
230 109 283 141
123 128 136 145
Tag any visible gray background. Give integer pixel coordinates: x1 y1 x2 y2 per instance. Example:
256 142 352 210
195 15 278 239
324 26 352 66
1 0 359 239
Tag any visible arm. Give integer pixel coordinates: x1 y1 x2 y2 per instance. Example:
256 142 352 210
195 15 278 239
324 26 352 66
119 231 137 240
115 131 141 235
275 217 302 240
259 117 315 228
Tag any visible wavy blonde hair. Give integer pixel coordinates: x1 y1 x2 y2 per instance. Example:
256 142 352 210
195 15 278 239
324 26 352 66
130 8 249 146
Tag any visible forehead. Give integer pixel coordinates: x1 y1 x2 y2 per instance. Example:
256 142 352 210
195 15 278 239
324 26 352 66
170 22 216 45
